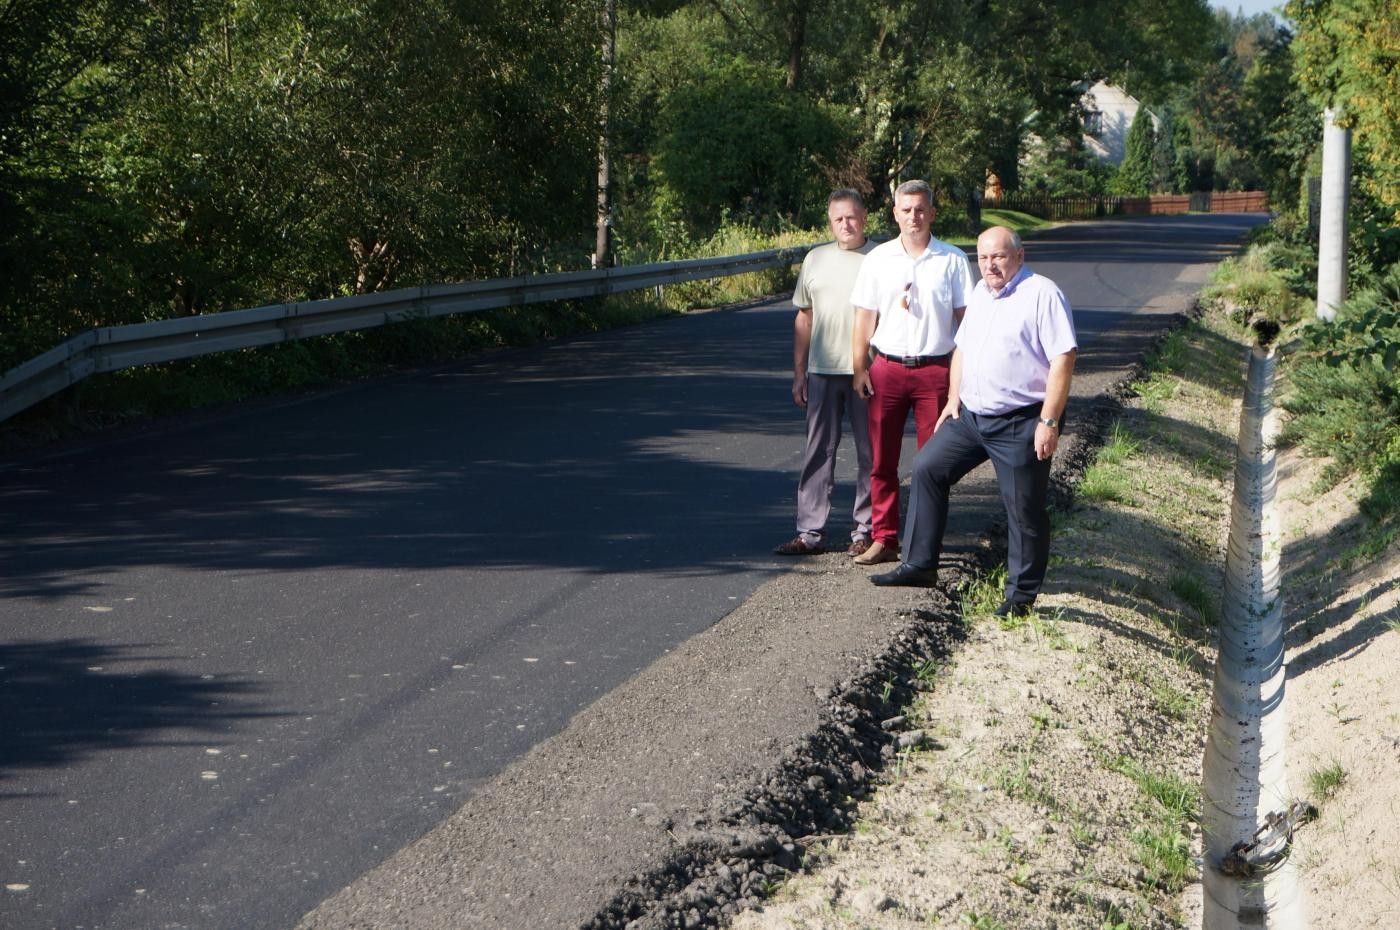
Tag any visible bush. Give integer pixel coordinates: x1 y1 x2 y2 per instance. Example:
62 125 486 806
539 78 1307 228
658 221 825 310
651 60 851 238
1203 245 1309 326
1282 263 1400 492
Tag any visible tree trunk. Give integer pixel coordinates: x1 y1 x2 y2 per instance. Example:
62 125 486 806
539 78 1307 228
784 0 810 91
595 0 616 268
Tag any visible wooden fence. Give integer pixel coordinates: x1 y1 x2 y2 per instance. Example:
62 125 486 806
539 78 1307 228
981 190 1269 221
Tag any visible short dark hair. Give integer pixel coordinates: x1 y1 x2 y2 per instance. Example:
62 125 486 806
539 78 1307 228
828 188 865 209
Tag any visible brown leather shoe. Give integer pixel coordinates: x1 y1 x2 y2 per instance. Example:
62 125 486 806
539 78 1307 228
846 536 873 557
773 536 826 555
853 540 899 565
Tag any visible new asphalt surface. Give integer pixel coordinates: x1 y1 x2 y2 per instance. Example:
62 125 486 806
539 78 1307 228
0 213 1265 929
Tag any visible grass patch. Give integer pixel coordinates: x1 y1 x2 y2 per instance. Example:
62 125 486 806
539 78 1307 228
1107 756 1198 893
1168 571 1216 623
958 565 1009 620
1078 462 1135 505
1097 421 1141 466
1108 757 1198 821
1307 760 1347 804
1147 330 1190 376
1129 824 1194 893
1202 243 1311 327
1133 373 1179 414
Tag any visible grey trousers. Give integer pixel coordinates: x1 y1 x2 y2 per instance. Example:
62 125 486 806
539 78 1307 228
796 373 873 545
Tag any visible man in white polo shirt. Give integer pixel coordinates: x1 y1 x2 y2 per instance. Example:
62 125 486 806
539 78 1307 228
773 189 877 557
871 226 1077 619
849 179 974 566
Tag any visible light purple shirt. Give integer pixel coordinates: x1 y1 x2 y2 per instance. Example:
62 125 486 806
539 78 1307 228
955 265 1077 415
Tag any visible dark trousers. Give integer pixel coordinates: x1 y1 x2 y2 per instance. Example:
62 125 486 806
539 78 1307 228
902 405 1053 605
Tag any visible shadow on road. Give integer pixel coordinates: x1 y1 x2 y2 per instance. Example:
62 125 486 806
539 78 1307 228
0 638 275 788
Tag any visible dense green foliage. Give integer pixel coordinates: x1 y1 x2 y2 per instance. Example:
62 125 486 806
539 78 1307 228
1287 0 1400 213
616 0 1215 246
5 0 1396 461
1283 263 1400 545
1116 108 1156 196
1 0 603 376
0 0 1227 386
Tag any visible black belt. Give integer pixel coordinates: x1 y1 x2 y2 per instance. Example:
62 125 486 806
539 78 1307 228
874 349 951 368
973 402 1043 420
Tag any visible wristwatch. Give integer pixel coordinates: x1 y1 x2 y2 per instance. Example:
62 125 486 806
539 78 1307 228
1038 416 1059 429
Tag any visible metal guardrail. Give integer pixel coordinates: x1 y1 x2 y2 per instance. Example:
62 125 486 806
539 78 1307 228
0 245 815 424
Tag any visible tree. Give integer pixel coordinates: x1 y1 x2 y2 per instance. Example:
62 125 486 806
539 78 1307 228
651 60 847 233
1117 108 1156 195
0 0 608 376
1286 0 1400 213
0 0 207 368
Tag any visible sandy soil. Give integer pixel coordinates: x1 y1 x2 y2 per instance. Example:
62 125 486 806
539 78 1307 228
1279 451 1400 929
726 318 1400 929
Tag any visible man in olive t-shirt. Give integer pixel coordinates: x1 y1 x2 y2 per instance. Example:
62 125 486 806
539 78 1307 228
774 190 877 556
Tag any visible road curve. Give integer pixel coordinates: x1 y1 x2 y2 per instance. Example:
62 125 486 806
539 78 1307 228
0 213 1264 930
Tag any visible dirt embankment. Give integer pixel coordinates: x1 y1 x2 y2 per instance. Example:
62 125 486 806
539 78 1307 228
723 312 1400 930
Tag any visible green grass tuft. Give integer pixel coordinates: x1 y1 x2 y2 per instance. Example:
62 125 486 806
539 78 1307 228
1307 760 1347 803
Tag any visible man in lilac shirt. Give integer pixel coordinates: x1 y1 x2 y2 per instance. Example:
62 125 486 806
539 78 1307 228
871 226 1077 618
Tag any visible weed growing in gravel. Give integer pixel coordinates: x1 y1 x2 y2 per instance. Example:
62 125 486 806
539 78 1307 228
1106 757 1198 893
1078 460 1136 505
914 656 944 685
1148 675 1202 722
1029 611 1075 649
1130 823 1193 892
1381 614 1400 635
1307 760 1347 803
958 566 1008 620
959 911 1008 930
996 754 1062 812
1097 421 1141 466
1168 571 1215 622
1069 817 1096 847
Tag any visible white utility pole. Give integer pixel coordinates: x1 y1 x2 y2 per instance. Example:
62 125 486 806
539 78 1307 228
1315 107 1351 322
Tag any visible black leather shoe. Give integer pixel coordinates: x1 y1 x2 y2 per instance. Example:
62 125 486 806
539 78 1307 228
994 599 1034 618
870 563 939 587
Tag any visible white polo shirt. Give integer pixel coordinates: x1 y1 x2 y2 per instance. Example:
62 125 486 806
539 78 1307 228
849 236 974 358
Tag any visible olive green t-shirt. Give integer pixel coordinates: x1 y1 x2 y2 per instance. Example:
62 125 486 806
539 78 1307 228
793 239 875 375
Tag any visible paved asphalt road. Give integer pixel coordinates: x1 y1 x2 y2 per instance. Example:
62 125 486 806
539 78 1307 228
0 214 1265 930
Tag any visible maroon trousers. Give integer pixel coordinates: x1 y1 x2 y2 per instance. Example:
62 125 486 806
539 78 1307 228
866 354 951 545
